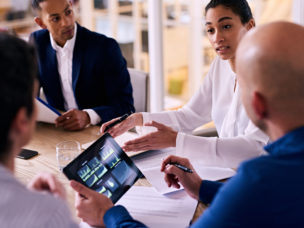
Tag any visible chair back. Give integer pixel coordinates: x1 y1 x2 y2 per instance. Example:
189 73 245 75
128 68 149 112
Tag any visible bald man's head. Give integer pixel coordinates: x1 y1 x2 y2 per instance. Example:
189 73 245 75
236 22 304 138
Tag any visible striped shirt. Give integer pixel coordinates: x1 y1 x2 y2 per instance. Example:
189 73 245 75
0 165 79 228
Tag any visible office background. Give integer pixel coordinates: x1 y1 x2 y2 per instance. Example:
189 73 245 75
0 0 303 112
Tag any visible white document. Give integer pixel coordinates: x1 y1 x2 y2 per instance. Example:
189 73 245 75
132 148 235 194
82 131 148 157
116 186 197 228
79 187 197 228
142 166 183 194
79 222 91 228
193 164 236 181
36 98 60 124
142 164 235 194
132 148 175 169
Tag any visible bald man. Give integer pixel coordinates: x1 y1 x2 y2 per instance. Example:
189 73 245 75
70 22 304 227
188 21 304 227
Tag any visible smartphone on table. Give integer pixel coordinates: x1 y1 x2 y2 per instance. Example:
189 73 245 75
17 149 38 160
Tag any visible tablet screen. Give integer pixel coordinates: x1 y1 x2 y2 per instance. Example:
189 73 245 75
63 133 142 203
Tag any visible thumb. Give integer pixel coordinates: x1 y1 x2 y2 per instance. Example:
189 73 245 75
70 180 94 198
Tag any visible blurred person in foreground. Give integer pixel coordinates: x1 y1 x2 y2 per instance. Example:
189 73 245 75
0 32 78 227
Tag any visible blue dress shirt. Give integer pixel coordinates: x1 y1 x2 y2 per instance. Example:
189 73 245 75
104 126 304 227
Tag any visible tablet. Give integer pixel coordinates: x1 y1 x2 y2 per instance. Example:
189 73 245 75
63 133 142 203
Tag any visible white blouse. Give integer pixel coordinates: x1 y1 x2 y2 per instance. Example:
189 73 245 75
142 57 269 168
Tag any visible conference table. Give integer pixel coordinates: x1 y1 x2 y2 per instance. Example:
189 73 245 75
15 122 207 224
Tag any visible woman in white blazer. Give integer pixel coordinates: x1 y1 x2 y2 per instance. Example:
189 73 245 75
101 0 269 168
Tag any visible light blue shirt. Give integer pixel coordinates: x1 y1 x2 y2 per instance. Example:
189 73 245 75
0 165 78 228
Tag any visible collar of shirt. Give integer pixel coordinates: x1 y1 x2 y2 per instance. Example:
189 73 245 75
50 23 77 54
49 23 78 110
264 126 304 156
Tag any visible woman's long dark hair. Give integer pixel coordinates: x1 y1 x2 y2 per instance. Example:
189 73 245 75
205 0 253 24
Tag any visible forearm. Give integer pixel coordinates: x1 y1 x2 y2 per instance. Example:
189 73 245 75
176 133 267 168
142 106 211 134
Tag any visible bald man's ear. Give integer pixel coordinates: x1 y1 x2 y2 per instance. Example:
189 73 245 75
252 92 268 120
246 19 256 31
34 17 47 29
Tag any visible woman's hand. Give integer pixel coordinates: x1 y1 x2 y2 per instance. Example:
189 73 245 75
122 121 178 152
100 113 143 138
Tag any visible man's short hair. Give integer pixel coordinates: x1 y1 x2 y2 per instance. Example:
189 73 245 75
32 0 47 11
0 33 37 161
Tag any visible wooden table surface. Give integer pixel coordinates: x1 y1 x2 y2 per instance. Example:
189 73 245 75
15 122 206 224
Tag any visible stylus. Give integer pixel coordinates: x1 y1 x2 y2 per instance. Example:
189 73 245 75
104 113 129 132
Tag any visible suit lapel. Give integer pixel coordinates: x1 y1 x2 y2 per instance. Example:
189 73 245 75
40 39 65 110
72 24 83 92
47 43 65 100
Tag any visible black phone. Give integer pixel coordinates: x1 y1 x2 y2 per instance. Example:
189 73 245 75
17 149 38 160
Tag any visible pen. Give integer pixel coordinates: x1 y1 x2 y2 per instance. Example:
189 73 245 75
170 163 193 173
104 113 129 132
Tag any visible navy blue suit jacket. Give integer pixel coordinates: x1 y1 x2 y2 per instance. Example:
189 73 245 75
30 24 134 124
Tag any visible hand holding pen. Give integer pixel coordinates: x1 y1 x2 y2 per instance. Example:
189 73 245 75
170 163 193 173
104 113 129 132
161 155 202 200
100 113 143 138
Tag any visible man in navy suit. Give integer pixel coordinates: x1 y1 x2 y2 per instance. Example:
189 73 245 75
30 0 134 131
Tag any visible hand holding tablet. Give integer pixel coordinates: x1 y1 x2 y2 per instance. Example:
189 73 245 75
63 133 142 203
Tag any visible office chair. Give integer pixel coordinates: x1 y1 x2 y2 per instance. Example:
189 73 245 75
128 68 149 112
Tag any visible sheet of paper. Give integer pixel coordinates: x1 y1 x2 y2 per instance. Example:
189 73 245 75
82 131 148 157
36 99 59 124
132 148 235 194
116 186 197 228
79 222 91 228
193 163 236 181
132 148 174 169
142 164 235 194
142 166 184 194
